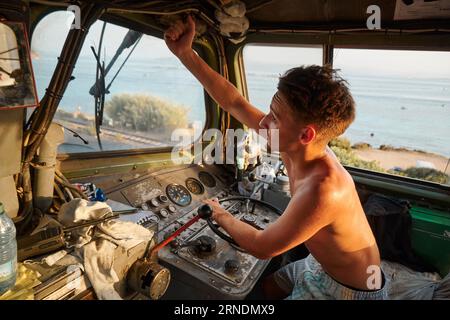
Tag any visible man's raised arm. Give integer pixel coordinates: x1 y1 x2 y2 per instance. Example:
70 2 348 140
164 15 265 130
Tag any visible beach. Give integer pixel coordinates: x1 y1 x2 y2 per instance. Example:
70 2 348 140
354 148 449 172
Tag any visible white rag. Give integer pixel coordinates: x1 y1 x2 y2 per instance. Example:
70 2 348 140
51 199 154 299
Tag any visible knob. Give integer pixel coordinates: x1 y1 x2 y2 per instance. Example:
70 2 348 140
159 208 169 218
248 172 256 182
149 198 159 207
168 205 177 213
224 259 240 274
243 214 256 223
197 204 213 219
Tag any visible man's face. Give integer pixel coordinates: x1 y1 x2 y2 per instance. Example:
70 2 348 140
259 91 304 152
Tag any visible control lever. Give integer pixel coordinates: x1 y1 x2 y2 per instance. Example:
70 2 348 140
176 235 216 254
150 204 213 255
245 173 263 214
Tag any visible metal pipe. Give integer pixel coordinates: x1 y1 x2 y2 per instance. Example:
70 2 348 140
33 123 65 212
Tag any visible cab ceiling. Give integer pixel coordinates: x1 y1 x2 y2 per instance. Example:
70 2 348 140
28 0 450 31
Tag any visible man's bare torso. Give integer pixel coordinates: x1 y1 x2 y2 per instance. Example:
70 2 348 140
283 147 381 290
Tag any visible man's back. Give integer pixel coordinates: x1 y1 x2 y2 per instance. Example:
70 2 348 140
289 147 381 290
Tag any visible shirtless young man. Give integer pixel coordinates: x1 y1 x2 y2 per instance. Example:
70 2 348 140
164 16 387 299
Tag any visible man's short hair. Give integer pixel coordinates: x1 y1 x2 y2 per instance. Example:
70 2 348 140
277 65 355 143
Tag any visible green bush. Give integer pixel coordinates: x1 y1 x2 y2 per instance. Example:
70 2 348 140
352 142 372 150
105 93 189 133
329 137 352 151
330 145 384 171
393 167 450 184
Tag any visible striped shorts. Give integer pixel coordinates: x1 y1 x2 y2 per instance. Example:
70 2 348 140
273 254 389 300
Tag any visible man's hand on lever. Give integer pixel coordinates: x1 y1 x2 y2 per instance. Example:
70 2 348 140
203 198 230 222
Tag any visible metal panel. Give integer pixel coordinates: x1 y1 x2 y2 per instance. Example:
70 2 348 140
0 108 23 177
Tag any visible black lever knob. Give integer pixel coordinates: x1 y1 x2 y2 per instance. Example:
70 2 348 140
248 172 256 182
197 204 213 219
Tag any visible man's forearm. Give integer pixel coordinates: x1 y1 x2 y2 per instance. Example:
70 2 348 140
178 49 244 112
214 211 270 259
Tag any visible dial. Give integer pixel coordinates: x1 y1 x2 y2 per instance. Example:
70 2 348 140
168 205 177 213
198 171 216 188
185 177 205 195
149 198 159 207
159 208 169 218
166 184 192 207
158 195 169 203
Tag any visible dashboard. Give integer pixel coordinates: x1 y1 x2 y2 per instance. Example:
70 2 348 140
104 164 280 299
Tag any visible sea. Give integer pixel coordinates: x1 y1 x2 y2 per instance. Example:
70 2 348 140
31 55 450 158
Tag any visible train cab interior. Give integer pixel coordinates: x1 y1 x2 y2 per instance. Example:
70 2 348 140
0 0 449 300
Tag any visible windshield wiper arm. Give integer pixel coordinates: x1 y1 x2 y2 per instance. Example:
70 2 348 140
89 29 142 97
60 125 89 145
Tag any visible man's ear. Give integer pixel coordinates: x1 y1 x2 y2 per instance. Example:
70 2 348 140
299 125 316 145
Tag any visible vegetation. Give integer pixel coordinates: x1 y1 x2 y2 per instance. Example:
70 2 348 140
388 167 450 184
329 137 450 184
352 142 372 150
55 109 92 122
104 93 189 133
329 138 384 171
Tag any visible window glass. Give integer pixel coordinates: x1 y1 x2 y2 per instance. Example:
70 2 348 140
31 12 205 153
332 48 450 185
0 22 38 109
243 44 323 113
243 45 323 156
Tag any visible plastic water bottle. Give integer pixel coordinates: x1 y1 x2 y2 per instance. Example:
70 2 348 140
0 202 17 295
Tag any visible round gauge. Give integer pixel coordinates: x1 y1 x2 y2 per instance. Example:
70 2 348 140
198 171 216 188
166 184 192 207
168 205 177 213
185 177 205 195
159 208 169 218
158 195 169 203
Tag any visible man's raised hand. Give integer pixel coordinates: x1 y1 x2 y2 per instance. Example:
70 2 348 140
164 15 196 58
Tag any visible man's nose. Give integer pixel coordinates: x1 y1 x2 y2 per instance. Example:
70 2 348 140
259 114 269 129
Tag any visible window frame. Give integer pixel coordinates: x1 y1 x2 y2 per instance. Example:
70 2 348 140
239 38 450 191
30 11 219 160
331 45 450 188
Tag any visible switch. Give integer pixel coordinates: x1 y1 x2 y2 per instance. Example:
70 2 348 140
224 259 240 274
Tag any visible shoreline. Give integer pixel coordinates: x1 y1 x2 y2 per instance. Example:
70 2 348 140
354 148 449 172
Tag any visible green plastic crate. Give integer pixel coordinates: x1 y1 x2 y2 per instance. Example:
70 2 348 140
410 206 450 277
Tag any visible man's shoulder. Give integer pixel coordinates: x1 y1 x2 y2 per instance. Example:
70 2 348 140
295 164 354 205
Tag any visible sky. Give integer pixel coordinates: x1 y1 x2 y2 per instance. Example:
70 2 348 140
31 11 450 79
